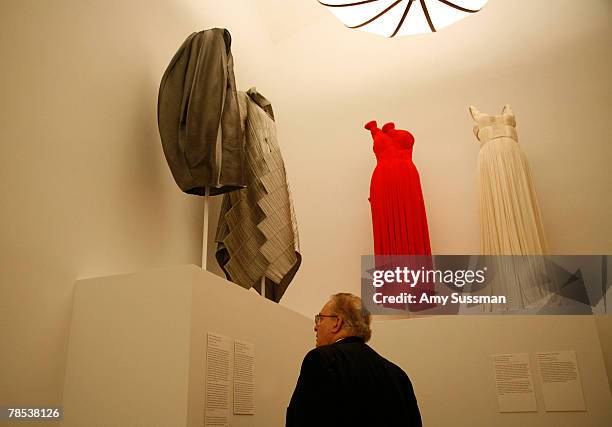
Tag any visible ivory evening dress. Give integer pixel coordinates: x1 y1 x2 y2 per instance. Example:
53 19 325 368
470 104 547 255
469 105 552 310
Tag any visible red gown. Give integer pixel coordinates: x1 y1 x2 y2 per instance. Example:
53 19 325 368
366 121 431 255
366 121 434 311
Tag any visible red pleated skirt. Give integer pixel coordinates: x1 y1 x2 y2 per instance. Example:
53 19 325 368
370 155 431 256
370 154 434 311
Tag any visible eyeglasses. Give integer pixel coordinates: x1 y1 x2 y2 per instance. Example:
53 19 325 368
314 313 338 324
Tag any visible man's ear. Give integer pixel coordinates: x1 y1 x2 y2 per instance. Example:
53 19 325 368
332 317 344 333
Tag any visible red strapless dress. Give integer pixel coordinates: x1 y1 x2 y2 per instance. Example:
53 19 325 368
365 121 434 311
366 121 431 255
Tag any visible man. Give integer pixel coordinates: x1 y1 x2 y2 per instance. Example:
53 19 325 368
286 293 422 427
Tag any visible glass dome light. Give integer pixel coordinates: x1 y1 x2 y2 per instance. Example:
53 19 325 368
318 0 489 37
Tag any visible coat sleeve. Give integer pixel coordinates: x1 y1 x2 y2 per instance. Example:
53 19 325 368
399 368 422 427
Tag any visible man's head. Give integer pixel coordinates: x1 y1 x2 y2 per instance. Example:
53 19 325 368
314 293 372 347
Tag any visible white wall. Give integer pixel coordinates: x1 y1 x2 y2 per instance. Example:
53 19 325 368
247 0 612 317
206 0 612 317
1 0 611 418
0 0 275 415
370 315 612 426
595 315 612 392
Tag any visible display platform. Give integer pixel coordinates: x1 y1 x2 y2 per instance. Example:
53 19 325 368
61 265 312 427
61 266 612 426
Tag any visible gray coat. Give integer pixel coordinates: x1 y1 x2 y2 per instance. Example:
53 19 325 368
158 28 244 196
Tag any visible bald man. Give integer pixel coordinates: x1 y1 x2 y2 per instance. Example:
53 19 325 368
286 293 422 427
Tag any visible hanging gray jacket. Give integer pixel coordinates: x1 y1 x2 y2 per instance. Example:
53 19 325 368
158 28 245 196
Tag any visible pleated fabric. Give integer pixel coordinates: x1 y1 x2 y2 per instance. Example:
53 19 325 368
366 121 434 311
470 105 553 310
470 105 547 255
215 89 301 302
366 121 431 256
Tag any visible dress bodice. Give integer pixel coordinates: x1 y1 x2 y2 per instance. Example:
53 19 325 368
365 121 414 163
470 105 518 144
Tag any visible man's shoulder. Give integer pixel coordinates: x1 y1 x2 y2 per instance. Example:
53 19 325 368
302 343 342 368
386 358 410 379
301 337 363 367
306 338 409 373
334 339 411 380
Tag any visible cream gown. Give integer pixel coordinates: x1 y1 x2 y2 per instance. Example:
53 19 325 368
469 104 553 309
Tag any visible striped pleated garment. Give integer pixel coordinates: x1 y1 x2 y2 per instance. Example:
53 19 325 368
215 89 301 302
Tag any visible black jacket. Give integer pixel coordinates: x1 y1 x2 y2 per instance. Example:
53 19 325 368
287 336 422 427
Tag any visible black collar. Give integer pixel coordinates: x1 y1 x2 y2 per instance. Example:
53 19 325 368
335 336 365 344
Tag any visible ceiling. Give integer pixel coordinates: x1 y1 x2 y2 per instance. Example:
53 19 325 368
253 0 327 43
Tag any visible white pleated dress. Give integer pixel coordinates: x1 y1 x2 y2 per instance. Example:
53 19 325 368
469 105 552 310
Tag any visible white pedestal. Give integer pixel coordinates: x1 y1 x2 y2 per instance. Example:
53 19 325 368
61 265 312 427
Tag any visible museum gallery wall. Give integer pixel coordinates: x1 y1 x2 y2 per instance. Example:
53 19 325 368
0 0 611 420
